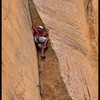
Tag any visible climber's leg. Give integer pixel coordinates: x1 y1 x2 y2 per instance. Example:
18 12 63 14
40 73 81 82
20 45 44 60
42 38 48 49
41 39 48 59
38 36 48 59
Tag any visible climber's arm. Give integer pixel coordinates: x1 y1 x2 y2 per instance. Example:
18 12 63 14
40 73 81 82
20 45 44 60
32 24 35 29
42 32 48 37
32 20 37 36
32 20 36 29
41 30 49 37
31 24 35 36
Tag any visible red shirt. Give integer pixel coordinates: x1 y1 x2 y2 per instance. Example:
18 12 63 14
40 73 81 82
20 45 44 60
32 24 48 37
33 29 43 36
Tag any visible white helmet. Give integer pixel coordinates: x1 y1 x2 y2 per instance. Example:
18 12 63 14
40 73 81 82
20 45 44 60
38 26 43 30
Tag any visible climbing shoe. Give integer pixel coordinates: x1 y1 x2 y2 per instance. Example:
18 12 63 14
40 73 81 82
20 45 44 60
41 55 46 59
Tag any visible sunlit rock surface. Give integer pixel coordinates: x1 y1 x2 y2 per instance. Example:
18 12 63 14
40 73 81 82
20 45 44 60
2 0 40 100
33 0 98 100
2 0 98 100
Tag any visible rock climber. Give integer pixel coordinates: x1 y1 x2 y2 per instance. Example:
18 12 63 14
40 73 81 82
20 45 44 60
32 20 48 59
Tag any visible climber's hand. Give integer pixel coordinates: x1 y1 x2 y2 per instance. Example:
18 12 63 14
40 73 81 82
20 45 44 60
47 32 49 35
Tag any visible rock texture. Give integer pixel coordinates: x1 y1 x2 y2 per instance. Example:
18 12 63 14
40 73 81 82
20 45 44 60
84 0 98 68
2 0 98 100
2 0 41 100
29 1 72 100
33 0 98 100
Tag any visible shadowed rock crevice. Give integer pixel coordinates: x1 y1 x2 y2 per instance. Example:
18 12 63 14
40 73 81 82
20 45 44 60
28 0 73 100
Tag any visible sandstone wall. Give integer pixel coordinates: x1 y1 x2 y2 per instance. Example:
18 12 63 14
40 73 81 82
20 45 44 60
84 0 98 68
33 0 98 100
29 1 73 99
2 0 98 100
2 0 41 100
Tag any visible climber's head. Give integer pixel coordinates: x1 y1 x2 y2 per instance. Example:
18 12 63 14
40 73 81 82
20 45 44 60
38 26 43 32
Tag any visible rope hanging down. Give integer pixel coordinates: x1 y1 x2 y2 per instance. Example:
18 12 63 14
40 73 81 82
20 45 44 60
37 50 45 100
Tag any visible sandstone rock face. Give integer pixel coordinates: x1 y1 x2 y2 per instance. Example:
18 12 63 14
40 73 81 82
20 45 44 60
2 0 98 100
84 0 98 68
29 1 73 100
33 0 98 100
2 0 41 100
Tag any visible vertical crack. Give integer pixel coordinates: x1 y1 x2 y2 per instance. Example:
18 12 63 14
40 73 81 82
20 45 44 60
28 0 73 100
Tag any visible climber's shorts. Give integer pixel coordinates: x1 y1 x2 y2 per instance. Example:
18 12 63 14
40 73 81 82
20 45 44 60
34 36 47 43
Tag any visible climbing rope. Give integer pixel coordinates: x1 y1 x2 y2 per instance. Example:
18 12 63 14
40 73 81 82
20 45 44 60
42 59 45 100
37 49 45 100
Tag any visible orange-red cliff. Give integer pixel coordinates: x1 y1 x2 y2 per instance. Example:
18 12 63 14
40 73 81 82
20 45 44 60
2 0 40 100
33 0 98 100
2 0 98 100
